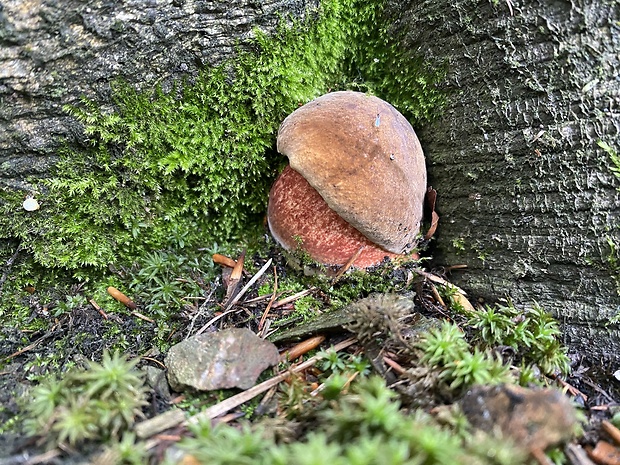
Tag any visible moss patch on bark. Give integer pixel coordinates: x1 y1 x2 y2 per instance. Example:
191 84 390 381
0 0 445 272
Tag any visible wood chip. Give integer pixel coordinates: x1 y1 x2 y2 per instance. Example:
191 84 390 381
107 286 137 309
587 441 620 465
283 335 326 361
603 421 620 446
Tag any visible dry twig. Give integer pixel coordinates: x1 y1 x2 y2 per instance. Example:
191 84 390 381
283 335 326 361
258 265 278 335
196 259 273 335
272 288 315 308
332 246 365 283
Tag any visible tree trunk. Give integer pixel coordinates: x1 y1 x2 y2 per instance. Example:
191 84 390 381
0 0 317 190
387 0 620 364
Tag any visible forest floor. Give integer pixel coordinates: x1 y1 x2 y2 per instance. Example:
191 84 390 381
1 245 620 465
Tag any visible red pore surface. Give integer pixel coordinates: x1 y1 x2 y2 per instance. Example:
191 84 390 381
268 166 412 268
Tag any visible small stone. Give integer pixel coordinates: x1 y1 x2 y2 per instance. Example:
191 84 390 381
165 328 280 392
461 384 578 451
142 366 171 400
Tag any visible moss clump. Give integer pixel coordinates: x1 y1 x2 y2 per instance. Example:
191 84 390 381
0 0 445 271
440 290 570 377
172 376 528 465
23 351 147 448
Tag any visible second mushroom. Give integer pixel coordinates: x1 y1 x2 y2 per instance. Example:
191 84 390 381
267 91 427 269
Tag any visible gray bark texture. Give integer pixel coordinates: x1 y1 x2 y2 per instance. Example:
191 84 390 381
387 0 620 363
0 0 317 190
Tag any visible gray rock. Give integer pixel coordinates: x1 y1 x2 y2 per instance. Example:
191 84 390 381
142 365 171 400
165 328 280 392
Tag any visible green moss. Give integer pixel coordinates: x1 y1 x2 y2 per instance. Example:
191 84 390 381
441 296 570 377
598 139 620 185
606 237 620 296
451 238 466 253
22 351 147 448
0 0 445 273
172 376 530 465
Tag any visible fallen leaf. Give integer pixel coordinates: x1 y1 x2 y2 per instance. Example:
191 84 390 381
451 291 475 313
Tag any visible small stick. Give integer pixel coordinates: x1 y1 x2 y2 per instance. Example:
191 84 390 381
141 356 166 369
413 269 468 295
153 434 182 442
429 284 446 307
283 335 326 361
5 330 56 361
383 356 406 375
591 405 614 411
139 338 357 442
131 311 154 323
444 264 468 272
332 246 364 283
195 259 273 335
135 409 186 439
224 258 272 311
551 374 588 402
23 448 62 465
213 412 245 425
186 284 217 338
602 420 620 445
241 294 273 305
272 288 315 308
186 337 356 425
565 444 596 465
258 266 278 333
89 299 108 319
311 370 359 397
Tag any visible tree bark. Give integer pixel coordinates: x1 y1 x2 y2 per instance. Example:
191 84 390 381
387 0 620 363
0 0 317 190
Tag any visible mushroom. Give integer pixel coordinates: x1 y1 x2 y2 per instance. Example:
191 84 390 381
267 91 427 269
23 196 40 212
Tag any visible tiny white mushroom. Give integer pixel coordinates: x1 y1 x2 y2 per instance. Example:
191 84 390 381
23 197 40 211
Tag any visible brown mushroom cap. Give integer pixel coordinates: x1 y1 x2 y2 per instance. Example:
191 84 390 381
276 91 426 254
